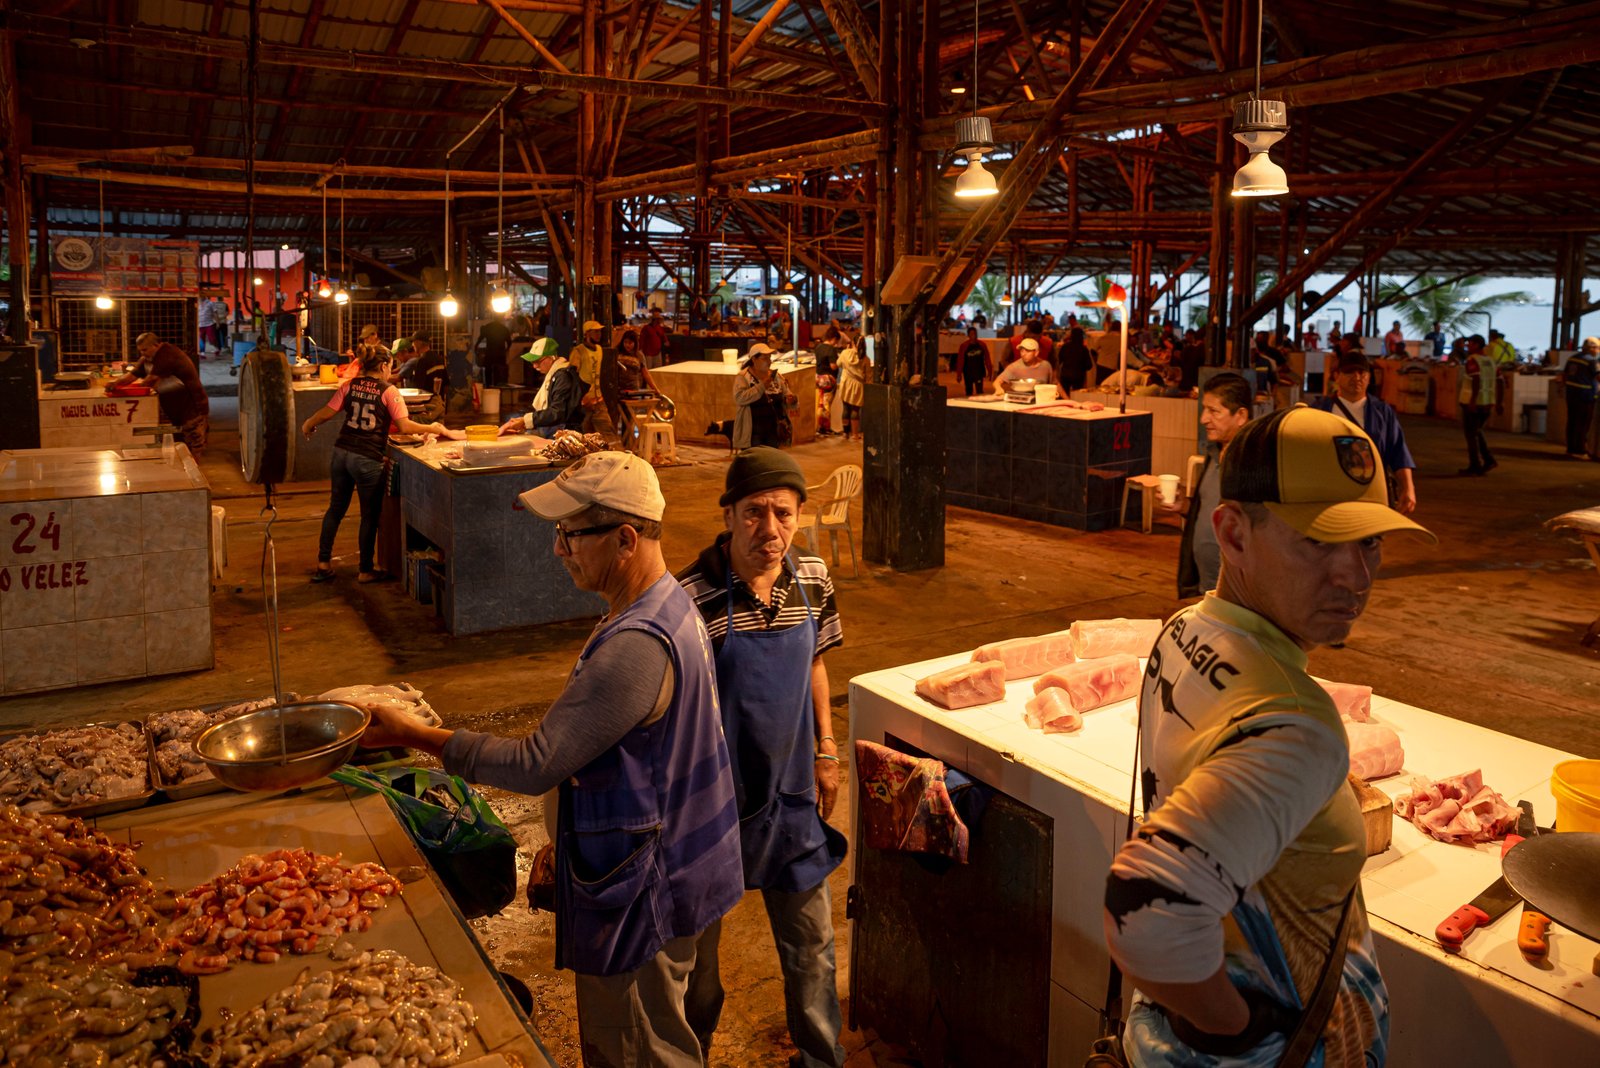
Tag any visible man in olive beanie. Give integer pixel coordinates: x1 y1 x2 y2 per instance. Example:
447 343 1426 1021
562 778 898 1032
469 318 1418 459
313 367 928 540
675 446 848 1067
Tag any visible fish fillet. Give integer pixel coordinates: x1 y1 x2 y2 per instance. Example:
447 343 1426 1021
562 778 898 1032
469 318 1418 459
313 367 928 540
1032 654 1140 712
1317 679 1373 722
1345 720 1403 781
1069 618 1163 660
914 661 1008 710
1023 688 1083 734
972 632 1076 680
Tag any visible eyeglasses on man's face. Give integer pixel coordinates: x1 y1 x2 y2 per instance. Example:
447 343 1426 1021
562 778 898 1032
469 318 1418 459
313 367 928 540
553 522 623 551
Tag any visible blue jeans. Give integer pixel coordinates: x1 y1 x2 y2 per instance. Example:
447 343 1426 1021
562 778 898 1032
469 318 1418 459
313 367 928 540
317 448 386 572
685 880 845 1067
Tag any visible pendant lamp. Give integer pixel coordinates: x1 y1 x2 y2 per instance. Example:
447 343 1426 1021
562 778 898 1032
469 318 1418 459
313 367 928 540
439 159 458 318
951 0 998 201
1231 0 1288 198
333 174 350 304
94 180 114 310
317 186 333 298
489 106 513 315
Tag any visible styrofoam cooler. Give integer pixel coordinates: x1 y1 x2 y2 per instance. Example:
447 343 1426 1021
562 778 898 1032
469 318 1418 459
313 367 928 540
480 386 500 417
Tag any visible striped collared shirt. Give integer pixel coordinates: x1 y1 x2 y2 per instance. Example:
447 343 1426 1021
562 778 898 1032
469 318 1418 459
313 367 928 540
676 535 843 657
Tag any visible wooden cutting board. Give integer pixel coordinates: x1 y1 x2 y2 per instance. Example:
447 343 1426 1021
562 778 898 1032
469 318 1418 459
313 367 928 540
1349 773 1395 856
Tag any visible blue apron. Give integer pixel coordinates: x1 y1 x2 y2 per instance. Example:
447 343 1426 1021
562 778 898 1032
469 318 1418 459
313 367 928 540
715 560 848 893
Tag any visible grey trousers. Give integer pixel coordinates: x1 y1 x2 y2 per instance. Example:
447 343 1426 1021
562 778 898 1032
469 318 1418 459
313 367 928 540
575 920 721 1068
685 881 846 1068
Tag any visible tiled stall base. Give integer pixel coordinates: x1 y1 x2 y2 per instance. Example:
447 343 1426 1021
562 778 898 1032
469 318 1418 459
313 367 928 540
0 488 213 693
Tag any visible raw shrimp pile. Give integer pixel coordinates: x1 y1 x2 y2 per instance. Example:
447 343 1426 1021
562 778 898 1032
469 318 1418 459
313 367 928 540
0 723 148 811
208 948 475 1067
0 963 194 1067
0 805 178 975
167 848 402 974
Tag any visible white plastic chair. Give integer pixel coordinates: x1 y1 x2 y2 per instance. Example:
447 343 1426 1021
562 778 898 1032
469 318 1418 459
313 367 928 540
798 464 863 576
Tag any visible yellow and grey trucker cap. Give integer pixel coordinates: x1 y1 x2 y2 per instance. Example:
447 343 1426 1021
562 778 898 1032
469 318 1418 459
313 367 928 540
1219 405 1436 544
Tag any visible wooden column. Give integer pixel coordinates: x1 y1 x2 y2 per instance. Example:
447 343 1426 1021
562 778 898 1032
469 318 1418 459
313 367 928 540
1 29 31 339
1205 129 1231 365
32 174 50 329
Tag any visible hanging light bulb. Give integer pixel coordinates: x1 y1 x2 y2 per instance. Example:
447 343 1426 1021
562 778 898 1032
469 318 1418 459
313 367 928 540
1230 0 1289 199
251 275 264 287
333 287 350 306
1000 291 1013 307
1105 283 1128 308
317 278 333 299
439 292 459 318
319 186 332 298
488 108 514 318
94 179 113 310
954 153 999 198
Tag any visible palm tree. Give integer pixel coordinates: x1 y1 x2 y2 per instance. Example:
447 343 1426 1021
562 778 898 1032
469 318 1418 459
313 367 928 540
1072 273 1114 306
1377 276 1532 337
968 274 1006 321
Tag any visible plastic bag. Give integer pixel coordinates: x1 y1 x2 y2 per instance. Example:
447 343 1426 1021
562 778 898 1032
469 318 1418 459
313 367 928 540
332 766 518 919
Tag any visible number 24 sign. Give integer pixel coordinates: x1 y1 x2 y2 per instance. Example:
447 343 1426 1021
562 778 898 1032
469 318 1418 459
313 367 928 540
10 511 63 555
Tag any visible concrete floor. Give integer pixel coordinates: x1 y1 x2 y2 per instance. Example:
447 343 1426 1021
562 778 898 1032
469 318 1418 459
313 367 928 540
5 377 1598 1066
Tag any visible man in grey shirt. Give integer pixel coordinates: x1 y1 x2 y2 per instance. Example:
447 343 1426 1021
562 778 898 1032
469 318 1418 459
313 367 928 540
1177 373 1253 598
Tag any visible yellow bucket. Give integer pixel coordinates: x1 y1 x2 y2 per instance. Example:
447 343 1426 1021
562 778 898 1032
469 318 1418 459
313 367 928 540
464 424 500 442
1551 760 1600 833
319 364 339 385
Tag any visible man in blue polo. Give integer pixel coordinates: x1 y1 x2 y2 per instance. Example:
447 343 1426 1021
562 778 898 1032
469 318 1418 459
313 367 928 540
677 447 848 1068
359 452 743 1067
1309 352 1418 513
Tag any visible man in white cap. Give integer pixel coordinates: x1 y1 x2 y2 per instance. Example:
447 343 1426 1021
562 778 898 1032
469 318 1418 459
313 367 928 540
732 343 795 449
359 451 743 1068
1105 406 1434 1068
992 336 1056 396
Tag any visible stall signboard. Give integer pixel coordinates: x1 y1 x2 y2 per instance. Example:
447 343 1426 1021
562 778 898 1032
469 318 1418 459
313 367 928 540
50 237 200 295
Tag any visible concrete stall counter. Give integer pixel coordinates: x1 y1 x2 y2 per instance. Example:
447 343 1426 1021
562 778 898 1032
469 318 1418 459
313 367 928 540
0 445 212 694
37 390 162 449
389 441 603 636
648 359 817 445
850 652 1600 1066
945 398 1152 531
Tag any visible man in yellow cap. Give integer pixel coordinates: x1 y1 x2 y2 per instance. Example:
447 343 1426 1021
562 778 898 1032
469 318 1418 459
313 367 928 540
572 320 606 432
1105 406 1434 1068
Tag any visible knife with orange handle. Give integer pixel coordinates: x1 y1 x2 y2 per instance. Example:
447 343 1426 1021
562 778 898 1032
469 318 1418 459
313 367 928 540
1510 801 1554 963
1436 831 1524 950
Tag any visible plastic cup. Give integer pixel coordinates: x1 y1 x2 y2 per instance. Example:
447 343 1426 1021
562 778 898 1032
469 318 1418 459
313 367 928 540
1158 473 1180 505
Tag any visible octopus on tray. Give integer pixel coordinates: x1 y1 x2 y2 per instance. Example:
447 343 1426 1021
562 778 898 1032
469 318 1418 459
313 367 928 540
0 723 148 812
315 683 442 728
208 948 475 1067
149 696 293 786
167 848 402 974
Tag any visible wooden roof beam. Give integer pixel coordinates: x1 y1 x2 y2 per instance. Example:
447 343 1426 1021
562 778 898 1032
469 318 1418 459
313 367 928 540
814 0 880 99
478 0 574 75
522 68 884 118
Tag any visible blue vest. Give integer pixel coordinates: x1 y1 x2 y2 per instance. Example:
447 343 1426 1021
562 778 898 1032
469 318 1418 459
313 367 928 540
554 572 744 977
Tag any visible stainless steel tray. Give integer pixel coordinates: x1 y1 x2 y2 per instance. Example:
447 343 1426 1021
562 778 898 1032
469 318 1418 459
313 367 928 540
0 720 156 818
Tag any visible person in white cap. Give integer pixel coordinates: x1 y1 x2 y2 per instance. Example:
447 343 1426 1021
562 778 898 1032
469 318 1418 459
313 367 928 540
732 343 795 449
992 336 1056 396
571 319 606 431
1106 406 1434 1068
358 452 743 1068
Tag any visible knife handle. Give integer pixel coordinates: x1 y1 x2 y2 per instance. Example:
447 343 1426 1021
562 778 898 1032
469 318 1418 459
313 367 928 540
1519 910 1553 960
1438 904 1490 948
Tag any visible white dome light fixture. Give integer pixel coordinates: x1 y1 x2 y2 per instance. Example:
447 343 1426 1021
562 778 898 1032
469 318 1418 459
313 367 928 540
1230 0 1288 199
950 0 999 203
488 107 514 318
439 292 460 319
490 287 513 315
333 287 350 306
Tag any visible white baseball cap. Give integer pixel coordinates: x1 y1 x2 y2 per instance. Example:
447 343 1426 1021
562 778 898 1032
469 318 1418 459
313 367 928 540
1018 337 1039 352
518 451 666 522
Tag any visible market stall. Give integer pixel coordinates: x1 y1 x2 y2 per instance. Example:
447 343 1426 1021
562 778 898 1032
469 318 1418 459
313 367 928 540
849 647 1600 1067
388 439 604 635
37 385 162 449
945 398 1152 530
648 358 818 445
0 444 212 694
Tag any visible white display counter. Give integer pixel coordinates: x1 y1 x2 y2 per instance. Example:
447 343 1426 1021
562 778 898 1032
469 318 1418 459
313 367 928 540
850 650 1599 1066
0 445 213 693
648 358 817 445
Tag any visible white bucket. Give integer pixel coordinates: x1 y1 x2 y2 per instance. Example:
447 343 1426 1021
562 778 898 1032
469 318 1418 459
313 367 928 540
1034 384 1058 404
480 387 501 417
1157 473 1180 505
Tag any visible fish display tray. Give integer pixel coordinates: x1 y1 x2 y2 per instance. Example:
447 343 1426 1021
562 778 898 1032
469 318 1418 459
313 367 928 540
0 720 156 817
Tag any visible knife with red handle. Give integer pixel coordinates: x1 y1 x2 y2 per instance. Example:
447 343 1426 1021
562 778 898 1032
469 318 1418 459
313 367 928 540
1436 833 1524 950
1509 801 1554 962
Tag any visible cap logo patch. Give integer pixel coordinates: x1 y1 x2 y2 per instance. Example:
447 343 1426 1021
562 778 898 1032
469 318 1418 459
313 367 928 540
1333 435 1376 485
